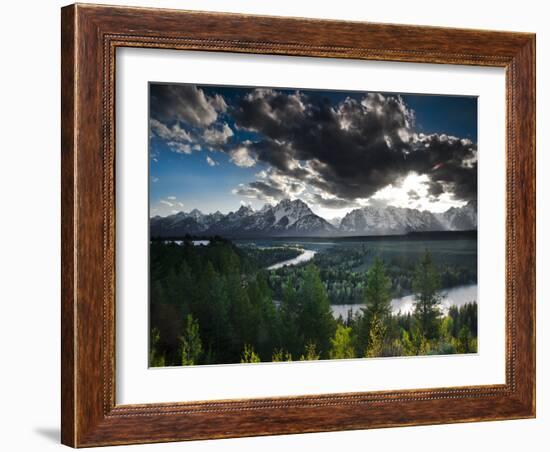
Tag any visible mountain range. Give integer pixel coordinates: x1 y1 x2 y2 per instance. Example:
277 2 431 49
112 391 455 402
150 199 477 238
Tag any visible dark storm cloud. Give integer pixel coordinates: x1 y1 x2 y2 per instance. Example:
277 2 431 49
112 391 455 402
408 133 478 201
426 181 444 197
310 194 360 209
407 190 421 200
248 181 286 199
231 89 477 203
150 84 227 127
242 139 292 172
233 180 287 202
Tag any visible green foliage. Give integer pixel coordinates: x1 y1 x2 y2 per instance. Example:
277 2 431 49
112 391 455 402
456 325 475 353
272 349 293 362
149 327 166 367
448 302 478 338
400 330 416 356
364 257 392 319
150 239 280 365
180 315 202 365
365 312 386 358
268 237 477 305
300 342 320 361
440 315 454 341
241 344 261 363
296 265 336 358
329 325 355 359
279 283 302 358
358 257 392 356
412 251 442 340
150 238 478 366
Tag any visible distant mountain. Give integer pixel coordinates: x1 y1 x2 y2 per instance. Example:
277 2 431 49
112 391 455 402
339 201 477 236
207 199 336 237
437 200 477 231
150 209 224 237
151 199 477 238
328 216 342 228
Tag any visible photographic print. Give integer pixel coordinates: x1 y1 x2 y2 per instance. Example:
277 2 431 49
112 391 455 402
148 83 478 367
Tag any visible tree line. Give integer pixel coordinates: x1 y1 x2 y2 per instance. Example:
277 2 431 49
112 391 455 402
269 244 476 305
149 239 477 366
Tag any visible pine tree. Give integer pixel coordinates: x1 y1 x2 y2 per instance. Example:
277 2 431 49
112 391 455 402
272 349 293 362
280 282 302 357
247 272 279 360
401 330 416 356
364 257 392 320
365 312 386 357
241 344 261 363
457 325 473 353
180 314 203 365
299 342 321 361
227 271 255 355
149 327 166 367
297 265 336 358
358 257 392 355
205 269 231 363
329 324 355 359
412 251 442 341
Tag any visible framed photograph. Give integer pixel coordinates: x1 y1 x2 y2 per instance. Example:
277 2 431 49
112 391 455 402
61 4 536 447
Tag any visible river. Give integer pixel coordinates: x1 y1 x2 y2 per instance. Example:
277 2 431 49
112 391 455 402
246 237 477 318
330 284 478 318
267 249 317 270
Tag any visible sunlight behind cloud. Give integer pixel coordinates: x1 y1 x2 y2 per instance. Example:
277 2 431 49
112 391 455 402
369 173 466 213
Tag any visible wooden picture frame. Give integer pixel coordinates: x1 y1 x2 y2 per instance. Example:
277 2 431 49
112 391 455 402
61 3 535 447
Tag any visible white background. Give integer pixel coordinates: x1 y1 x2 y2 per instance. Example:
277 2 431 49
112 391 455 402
0 0 547 451
117 49 505 404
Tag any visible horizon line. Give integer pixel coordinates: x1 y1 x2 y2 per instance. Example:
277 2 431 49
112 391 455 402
150 198 476 220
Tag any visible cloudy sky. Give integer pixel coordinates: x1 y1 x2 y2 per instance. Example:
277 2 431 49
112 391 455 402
149 83 477 219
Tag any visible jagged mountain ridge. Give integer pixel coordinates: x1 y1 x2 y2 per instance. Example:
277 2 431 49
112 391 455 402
437 200 477 231
150 199 477 237
339 200 477 235
151 199 336 237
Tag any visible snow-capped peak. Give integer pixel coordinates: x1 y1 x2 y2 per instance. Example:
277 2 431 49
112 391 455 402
236 205 254 216
150 199 476 238
271 199 314 227
188 208 204 221
259 203 273 213
340 203 476 235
